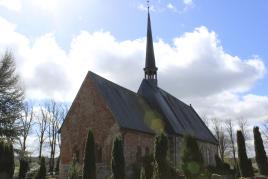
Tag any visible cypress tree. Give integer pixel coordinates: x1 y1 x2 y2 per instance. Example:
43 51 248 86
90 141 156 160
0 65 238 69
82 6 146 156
7 142 15 178
253 126 268 175
34 157 46 179
0 140 15 178
237 130 254 177
83 129 96 179
153 133 170 179
181 135 203 179
69 159 79 179
18 157 29 179
111 135 125 179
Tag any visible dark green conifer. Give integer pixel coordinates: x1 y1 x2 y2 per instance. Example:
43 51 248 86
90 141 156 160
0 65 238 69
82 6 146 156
153 133 170 179
34 157 46 179
181 135 203 179
111 135 125 179
237 130 254 177
0 140 15 178
19 157 29 179
68 159 79 179
83 129 96 179
254 126 268 176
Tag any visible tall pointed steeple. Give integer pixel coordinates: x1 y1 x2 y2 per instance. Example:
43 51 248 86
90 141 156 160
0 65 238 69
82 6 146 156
144 3 158 85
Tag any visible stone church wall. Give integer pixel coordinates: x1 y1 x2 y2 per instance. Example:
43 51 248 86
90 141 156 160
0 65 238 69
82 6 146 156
169 136 217 169
59 73 120 179
122 129 154 166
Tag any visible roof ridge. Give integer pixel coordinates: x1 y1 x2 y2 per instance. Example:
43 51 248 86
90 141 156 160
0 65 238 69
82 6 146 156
88 71 139 96
157 87 191 108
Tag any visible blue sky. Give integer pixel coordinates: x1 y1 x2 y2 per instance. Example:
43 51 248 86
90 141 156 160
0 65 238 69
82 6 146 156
1 0 267 96
0 0 268 122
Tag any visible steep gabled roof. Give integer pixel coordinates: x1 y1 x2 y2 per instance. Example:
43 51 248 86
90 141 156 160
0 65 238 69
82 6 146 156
88 71 217 144
89 71 165 134
138 79 217 144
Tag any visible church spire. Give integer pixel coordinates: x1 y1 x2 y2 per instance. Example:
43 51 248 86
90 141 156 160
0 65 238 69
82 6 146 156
144 1 158 85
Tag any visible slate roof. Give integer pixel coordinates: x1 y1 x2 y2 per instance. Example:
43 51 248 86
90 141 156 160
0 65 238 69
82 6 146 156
138 79 217 144
89 71 217 144
145 11 157 71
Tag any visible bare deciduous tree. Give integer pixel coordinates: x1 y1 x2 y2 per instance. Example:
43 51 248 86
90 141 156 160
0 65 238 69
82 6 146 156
18 101 34 156
225 119 238 168
36 105 49 159
202 114 210 127
211 118 229 160
45 100 67 174
261 121 268 148
237 117 251 151
238 117 249 141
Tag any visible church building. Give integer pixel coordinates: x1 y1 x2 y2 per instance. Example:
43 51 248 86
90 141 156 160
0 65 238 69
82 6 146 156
59 8 218 179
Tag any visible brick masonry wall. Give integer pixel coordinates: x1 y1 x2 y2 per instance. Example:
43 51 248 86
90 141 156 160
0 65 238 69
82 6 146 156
122 129 155 166
59 72 120 179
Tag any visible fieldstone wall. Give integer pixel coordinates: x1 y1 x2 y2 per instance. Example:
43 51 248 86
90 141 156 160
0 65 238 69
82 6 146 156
169 136 217 168
198 141 217 166
122 129 154 166
59 72 120 179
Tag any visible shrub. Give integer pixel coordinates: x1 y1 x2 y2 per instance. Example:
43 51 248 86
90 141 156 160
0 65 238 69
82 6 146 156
83 129 96 179
55 156 60 174
153 133 171 179
208 155 234 175
33 157 46 179
181 135 203 179
68 159 80 179
143 155 153 179
111 135 125 179
25 169 38 179
237 130 254 177
254 126 268 175
0 140 15 178
18 157 30 179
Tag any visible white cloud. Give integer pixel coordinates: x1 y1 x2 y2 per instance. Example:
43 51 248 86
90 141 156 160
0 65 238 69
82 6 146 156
167 3 175 10
187 92 268 124
0 16 267 145
0 0 21 11
183 0 193 6
181 0 194 13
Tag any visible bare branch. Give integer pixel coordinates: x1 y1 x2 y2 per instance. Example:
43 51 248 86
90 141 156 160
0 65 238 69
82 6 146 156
225 119 238 168
17 101 34 157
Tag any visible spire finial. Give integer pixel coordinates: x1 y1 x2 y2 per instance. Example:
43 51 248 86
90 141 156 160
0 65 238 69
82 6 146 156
147 0 150 11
